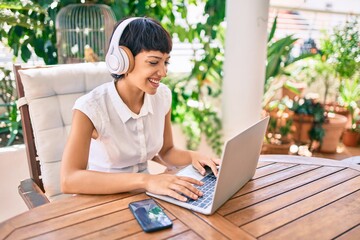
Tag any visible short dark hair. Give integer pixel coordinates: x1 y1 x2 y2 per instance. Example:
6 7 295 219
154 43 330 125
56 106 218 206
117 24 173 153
110 17 172 79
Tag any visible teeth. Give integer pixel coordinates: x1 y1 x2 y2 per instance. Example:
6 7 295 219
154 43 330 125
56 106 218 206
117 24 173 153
149 78 160 84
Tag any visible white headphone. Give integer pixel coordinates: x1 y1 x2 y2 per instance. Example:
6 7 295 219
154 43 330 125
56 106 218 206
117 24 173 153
106 17 141 75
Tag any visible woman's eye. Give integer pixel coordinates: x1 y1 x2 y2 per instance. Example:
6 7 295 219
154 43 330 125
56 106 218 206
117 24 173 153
149 61 158 65
165 61 170 65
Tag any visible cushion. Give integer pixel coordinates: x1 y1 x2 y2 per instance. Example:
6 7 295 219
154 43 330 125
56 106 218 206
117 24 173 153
18 62 112 200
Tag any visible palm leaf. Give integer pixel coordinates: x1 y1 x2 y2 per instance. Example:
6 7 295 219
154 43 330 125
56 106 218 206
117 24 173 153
268 15 278 43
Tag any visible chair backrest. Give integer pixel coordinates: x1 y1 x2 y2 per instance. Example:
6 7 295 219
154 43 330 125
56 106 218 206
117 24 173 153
14 62 112 200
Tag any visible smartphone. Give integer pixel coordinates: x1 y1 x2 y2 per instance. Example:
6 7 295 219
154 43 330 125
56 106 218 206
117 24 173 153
129 198 173 233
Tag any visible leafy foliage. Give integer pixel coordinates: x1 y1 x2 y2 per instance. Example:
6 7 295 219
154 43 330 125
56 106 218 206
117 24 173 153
297 54 337 104
0 0 60 64
291 98 326 150
165 75 223 155
166 0 225 155
263 16 315 106
321 18 360 80
265 97 294 145
338 76 360 130
0 67 22 146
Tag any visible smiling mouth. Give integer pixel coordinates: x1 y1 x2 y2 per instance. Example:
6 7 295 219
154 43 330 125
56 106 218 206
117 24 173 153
148 78 160 84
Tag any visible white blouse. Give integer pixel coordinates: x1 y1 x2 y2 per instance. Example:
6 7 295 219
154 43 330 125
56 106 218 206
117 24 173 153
73 81 171 173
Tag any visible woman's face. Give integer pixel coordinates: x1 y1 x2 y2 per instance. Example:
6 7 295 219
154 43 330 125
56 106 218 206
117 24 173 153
127 50 170 95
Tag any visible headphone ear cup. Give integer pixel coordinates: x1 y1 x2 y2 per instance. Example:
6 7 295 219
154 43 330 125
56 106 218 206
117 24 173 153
105 47 121 74
119 46 135 74
106 17 139 75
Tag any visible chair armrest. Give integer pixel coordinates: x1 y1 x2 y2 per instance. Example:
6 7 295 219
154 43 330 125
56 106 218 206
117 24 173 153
18 179 50 209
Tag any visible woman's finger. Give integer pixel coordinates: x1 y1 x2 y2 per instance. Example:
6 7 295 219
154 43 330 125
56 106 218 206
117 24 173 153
212 158 221 165
178 176 203 186
165 188 188 202
176 178 203 196
206 159 218 177
169 182 201 200
192 160 206 175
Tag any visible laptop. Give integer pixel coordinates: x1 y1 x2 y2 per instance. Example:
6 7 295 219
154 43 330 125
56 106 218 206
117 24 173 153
147 116 269 215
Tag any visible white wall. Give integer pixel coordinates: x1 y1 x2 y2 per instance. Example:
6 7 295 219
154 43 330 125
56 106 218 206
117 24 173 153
271 0 360 15
0 145 29 222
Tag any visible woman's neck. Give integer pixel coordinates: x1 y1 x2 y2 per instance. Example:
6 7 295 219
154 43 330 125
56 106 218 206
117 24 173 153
115 79 144 114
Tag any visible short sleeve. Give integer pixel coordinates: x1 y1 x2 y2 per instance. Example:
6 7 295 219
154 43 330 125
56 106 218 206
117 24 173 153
73 93 102 132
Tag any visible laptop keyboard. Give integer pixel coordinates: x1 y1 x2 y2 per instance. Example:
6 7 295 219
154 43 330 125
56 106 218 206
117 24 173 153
186 172 217 209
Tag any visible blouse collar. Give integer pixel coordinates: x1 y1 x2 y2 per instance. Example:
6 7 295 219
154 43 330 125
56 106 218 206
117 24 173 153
109 81 153 123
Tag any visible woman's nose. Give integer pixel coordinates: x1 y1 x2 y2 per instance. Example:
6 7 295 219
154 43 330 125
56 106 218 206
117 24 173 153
158 65 167 77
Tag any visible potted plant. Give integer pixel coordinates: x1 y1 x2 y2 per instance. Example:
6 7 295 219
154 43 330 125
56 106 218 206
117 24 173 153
262 16 314 107
338 77 360 147
320 112 348 153
282 80 307 100
291 98 326 151
321 19 360 84
305 19 360 119
291 95 348 154
262 97 294 154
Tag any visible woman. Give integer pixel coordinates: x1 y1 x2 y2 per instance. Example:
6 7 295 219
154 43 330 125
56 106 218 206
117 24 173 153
61 17 219 202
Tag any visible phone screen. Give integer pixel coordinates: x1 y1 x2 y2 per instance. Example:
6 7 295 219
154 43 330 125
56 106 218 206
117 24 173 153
129 198 173 232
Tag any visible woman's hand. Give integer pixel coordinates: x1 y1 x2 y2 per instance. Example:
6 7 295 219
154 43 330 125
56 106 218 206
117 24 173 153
145 174 203 202
190 151 221 177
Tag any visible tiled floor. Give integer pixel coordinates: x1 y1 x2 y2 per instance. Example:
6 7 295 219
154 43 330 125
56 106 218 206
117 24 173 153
263 143 360 161
312 145 360 160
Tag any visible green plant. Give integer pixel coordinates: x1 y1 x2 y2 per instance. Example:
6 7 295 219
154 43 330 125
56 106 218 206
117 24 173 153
0 0 60 64
0 67 22 146
296 54 337 104
166 1 225 156
265 97 294 145
164 75 223 156
321 18 360 81
338 76 360 131
0 102 22 146
263 16 314 106
291 98 326 151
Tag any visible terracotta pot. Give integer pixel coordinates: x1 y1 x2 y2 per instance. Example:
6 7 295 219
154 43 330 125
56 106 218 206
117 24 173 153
323 103 349 116
342 129 360 147
323 103 351 128
262 142 292 154
292 114 314 144
320 114 347 153
282 82 306 100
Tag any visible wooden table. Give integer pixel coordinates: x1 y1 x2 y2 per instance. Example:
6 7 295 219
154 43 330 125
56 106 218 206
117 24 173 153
1 155 360 239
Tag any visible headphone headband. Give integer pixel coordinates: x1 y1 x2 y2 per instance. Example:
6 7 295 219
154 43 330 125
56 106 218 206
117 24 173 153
108 17 140 54
106 17 143 75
